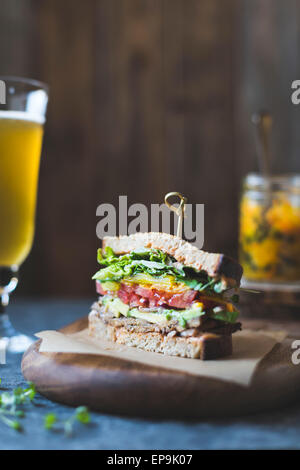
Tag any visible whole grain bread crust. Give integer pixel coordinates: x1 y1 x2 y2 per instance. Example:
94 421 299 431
102 232 242 287
88 309 233 360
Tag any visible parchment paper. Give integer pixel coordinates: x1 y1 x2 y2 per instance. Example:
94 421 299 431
35 328 286 387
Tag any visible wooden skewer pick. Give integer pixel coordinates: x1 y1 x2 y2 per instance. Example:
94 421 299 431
251 110 273 177
164 192 187 239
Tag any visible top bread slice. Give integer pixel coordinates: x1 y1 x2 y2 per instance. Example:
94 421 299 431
102 232 243 288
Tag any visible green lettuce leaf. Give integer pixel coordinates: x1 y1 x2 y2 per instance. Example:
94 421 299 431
92 247 225 295
210 310 239 324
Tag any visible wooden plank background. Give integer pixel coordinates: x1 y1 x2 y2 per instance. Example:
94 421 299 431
0 0 299 297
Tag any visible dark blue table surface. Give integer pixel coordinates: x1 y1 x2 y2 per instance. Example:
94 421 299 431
0 298 300 450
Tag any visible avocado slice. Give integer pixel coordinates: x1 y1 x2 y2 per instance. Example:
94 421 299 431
103 296 205 326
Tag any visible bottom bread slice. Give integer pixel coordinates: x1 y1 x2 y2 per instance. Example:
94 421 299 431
88 309 233 360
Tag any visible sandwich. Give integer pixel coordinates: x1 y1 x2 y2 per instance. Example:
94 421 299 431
89 233 243 360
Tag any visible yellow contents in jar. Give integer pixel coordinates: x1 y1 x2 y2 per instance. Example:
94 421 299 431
239 196 300 281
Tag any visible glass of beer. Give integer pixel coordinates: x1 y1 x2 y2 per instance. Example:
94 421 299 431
0 76 48 352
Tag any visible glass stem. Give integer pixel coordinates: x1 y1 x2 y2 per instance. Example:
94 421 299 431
0 268 19 341
0 267 33 351
0 266 18 317
0 293 16 338
0 292 9 314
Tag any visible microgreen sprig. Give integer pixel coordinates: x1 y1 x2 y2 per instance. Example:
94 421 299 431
0 381 36 431
0 379 91 435
44 406 91 436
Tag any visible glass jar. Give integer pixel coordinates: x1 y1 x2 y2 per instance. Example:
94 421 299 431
239 173 300 284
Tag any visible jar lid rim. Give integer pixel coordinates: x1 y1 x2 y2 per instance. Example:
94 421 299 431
244 173 300 190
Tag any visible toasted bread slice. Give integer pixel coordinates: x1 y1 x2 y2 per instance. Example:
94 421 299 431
102 232 242 288
88 308 233 360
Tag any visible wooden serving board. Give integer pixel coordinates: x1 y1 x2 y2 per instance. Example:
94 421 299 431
21 316 300 419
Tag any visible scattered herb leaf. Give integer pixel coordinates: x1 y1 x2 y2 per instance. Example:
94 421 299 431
0 381 36 432
44 406 91 436
44 413 57 430
0 379 91 436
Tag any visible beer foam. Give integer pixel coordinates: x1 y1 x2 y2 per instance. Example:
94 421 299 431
0 110 45 124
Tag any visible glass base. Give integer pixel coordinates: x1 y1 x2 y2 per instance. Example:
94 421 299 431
0 314 34 353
